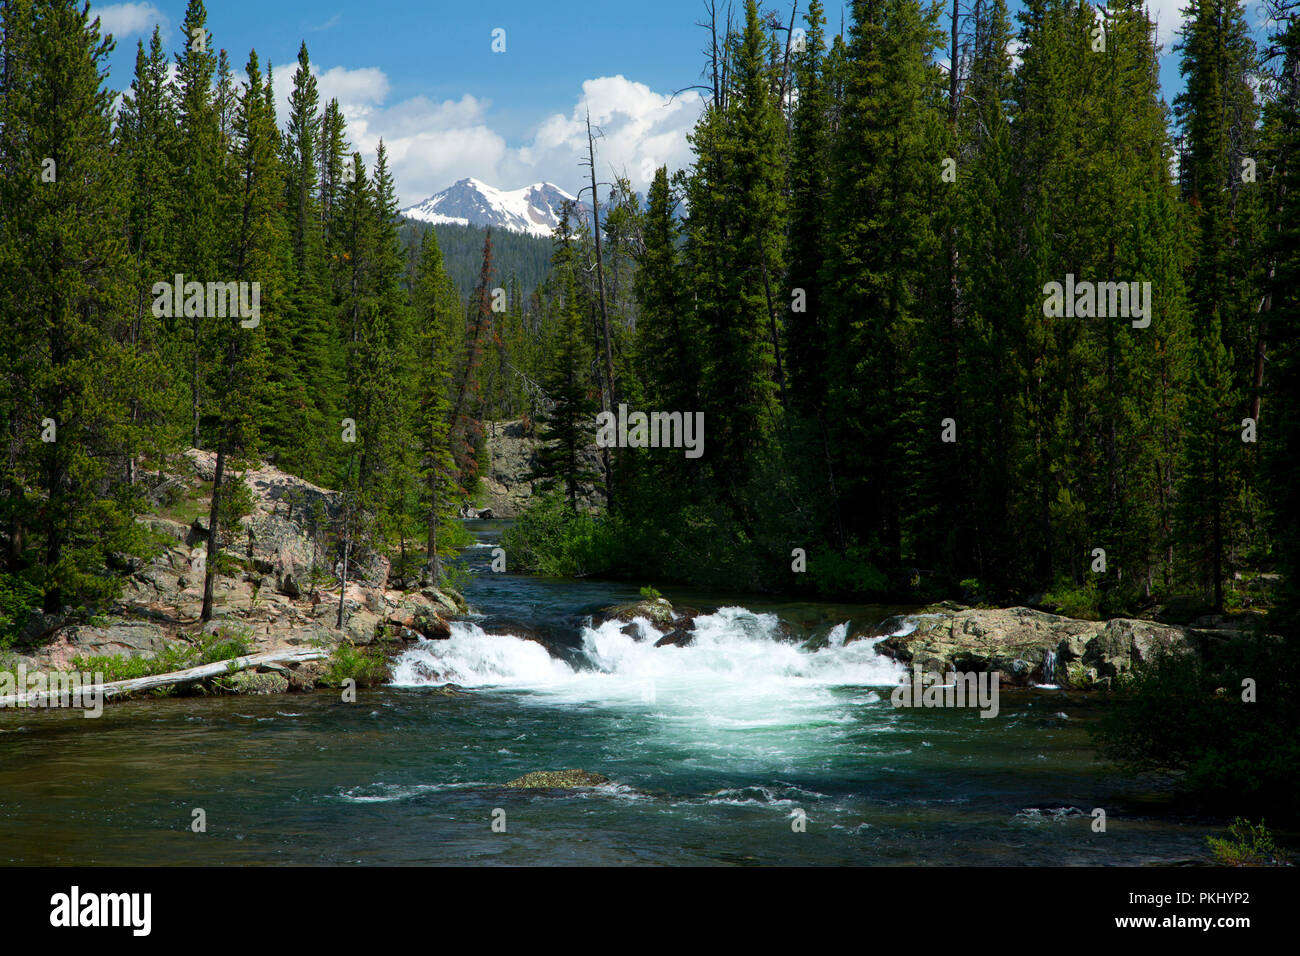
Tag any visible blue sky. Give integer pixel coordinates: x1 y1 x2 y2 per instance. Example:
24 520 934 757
88 1 1275 205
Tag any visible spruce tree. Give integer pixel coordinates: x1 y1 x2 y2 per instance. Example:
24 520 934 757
412 229 460 580
2 0 153 612
822 0 943 567
170 0 220 449
785 0 831 416
273 42 335 481
533 217 600 511
1263 13 1300 620
1173 0 1264 608
199 50 280 621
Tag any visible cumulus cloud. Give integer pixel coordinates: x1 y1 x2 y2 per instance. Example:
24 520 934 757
1141 0 1189 49
507 76 704 197
264 65 704 206
93 2 167 39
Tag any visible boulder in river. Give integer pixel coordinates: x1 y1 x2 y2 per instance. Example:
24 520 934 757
504 770 611 789
874 605 1194 689
595 596 702 630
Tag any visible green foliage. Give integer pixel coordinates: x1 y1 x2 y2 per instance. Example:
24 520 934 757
1206 818 1290 866
639 585 662 602
318 642 389 689
1041 582 1104 621
1262 14 1300 624
502 491 620 578
1092 638 1300 822
1041 578 1149 621
67 629 250 683
0 575 42 645
805 547 891 600
196 629 252 664
399 220 554 304
532 208 601 510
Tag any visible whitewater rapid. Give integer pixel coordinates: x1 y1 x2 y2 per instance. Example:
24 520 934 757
389 607 906 716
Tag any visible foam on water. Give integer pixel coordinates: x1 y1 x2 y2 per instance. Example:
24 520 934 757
392 608 904 693
390 608 906 763
389 621 576 688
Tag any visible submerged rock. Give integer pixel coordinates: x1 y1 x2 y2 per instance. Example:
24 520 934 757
654 625 694 648
504 770 611 789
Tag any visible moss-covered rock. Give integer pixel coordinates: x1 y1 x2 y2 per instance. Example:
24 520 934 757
875 606 1193 689
223 671 290 695
504 769 611 789
600 597 679 627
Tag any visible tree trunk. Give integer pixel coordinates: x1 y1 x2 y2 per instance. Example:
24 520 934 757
0 648 328 708
586 113 616 509
200 443 226 622
337 502 352 631
759 239 786 406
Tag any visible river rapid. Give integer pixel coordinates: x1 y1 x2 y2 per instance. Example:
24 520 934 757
0 519 1213 865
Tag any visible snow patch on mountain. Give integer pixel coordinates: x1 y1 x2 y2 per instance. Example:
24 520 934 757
401 178 586 238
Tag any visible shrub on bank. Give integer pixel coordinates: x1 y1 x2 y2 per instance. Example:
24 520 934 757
1091 634 1300 824
1207 818 1290 866
318 642 389 689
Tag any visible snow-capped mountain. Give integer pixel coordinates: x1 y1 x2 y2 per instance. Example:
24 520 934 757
401 178 588 238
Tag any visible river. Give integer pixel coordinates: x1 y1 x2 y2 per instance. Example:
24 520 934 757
0 519 1213 865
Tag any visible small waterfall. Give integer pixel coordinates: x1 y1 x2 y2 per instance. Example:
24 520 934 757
1038 648 1059 687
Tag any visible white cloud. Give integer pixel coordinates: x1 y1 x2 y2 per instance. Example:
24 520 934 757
1142 0 1189 49
508 76 703 197
1007 38 1025 71
263 66 704 206
93 2 167 39
308 13 342 32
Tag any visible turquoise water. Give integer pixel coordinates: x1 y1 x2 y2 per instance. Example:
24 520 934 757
0 521 1214 865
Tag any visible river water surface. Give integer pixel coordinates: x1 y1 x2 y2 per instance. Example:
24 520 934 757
0 520 1213 865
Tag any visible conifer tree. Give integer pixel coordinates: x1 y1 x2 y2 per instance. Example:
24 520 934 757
1173 0 1265 608
2 0 154 611
822 0 943 566
1263 12 1300 620
412 229 460 580
170 0 220 448
273 42 335 481
699 0 785 484
534 216 600 511
785 0 831 415
200 50 280 621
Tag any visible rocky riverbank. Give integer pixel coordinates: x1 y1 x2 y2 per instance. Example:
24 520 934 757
2 449 465 700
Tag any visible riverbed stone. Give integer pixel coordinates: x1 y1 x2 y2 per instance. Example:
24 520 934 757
504 770 611 789
224 671 290 695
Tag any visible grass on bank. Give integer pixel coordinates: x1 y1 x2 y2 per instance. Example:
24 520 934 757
316 641 390 689
68 628 253 685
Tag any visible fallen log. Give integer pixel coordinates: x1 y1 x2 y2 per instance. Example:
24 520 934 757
0 648 328 708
